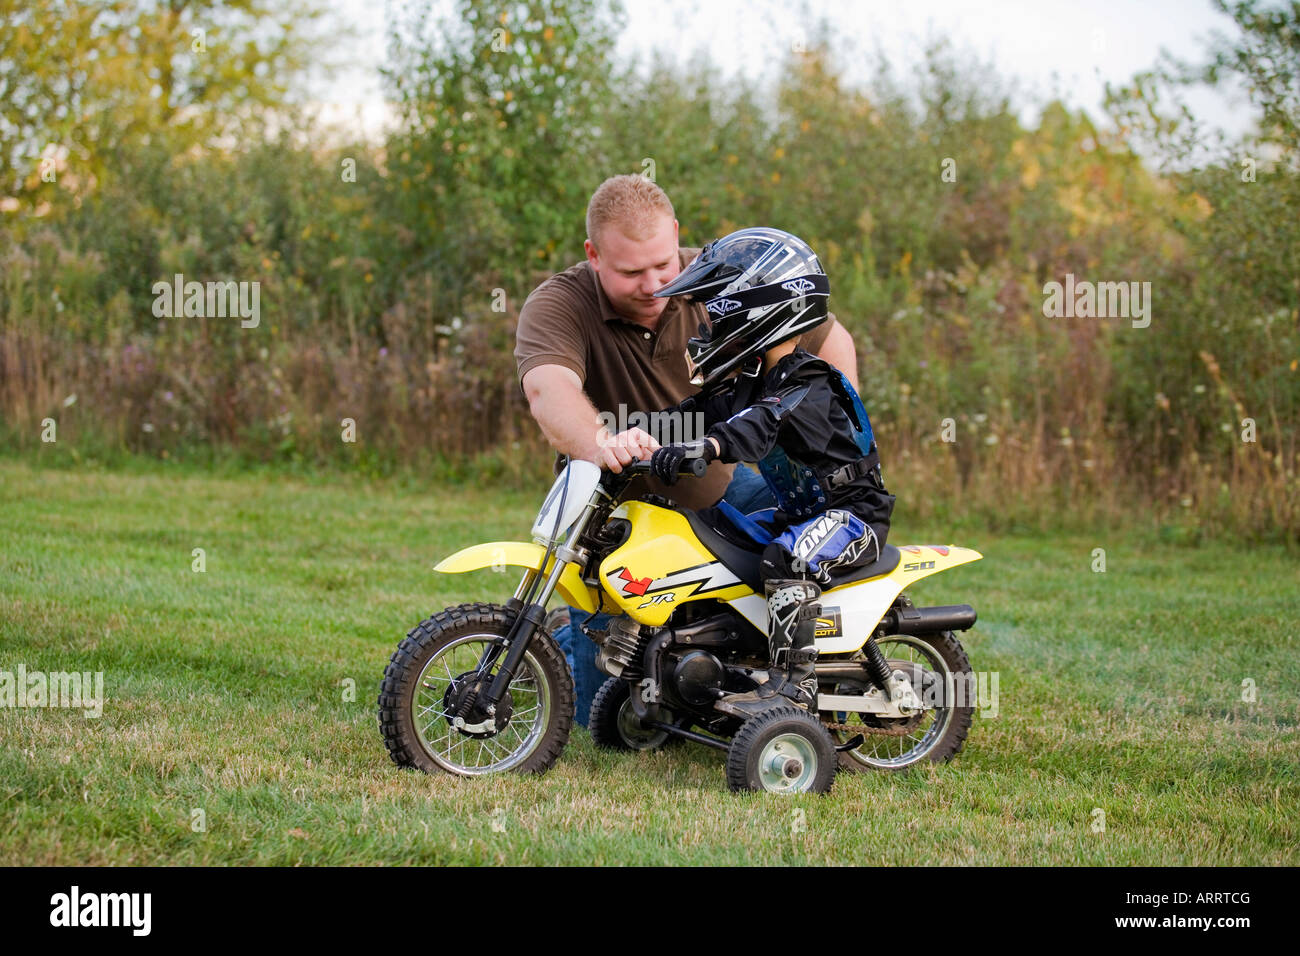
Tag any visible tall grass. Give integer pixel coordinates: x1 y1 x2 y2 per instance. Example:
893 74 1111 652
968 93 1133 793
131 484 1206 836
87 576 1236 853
1 15 1296 541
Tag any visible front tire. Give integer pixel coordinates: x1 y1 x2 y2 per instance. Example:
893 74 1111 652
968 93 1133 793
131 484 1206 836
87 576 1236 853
378 602 574 776
725 705 836 794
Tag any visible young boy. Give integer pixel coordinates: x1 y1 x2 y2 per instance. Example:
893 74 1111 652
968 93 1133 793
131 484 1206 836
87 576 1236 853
648 227 895 709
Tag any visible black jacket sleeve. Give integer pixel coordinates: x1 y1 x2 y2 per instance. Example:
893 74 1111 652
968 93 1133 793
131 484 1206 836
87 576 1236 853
705 379 817 463
659 384 741 438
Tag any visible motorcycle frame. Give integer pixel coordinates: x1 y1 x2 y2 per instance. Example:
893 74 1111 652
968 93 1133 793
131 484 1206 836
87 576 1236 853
439 463 978 711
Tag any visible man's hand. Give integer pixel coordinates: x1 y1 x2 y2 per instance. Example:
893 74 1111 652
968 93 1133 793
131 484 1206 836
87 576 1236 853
649 439 717 485
596 427 660 473
523 365 663 471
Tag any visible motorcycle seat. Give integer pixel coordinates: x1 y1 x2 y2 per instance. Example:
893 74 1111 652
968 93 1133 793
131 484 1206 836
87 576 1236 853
685 506 902 593
684 507 765 591
823 545 901 588
713 500 780 547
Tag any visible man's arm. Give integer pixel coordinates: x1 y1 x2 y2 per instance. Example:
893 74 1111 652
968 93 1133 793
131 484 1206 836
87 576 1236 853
521 364 658 472
811 317 859 390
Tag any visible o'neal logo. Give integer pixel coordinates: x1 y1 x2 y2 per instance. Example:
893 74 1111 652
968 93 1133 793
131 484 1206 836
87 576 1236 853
792 512 846 559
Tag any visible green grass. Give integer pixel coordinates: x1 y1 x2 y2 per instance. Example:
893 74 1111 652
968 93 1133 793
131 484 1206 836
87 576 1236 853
1 458 1296 865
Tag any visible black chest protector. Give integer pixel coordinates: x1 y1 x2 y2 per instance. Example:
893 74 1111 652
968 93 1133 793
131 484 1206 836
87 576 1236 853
748 356 882 519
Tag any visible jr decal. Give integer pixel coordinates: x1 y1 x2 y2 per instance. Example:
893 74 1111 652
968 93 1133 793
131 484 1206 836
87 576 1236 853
606 562 741 601
643 562 742 597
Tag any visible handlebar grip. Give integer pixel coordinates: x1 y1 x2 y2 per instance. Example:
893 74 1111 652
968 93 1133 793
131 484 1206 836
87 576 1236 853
615 456 707 477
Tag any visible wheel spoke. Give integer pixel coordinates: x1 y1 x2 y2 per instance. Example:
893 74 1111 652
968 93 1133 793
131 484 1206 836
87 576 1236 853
832 635 963 768
419 713 451 740
426 726 455 750
404 630 557 774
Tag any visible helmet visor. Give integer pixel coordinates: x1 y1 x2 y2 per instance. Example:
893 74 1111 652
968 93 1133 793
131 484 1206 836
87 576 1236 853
653 243 734 301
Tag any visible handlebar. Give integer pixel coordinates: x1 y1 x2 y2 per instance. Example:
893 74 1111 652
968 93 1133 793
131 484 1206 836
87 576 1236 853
587 454 709 511
620 456 709 479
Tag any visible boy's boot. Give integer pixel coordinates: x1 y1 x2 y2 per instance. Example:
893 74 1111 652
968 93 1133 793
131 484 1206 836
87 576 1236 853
718 580 822 715
766 579 822 708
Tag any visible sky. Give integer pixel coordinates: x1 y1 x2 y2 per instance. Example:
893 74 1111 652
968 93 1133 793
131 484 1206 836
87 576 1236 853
309 0 1253 144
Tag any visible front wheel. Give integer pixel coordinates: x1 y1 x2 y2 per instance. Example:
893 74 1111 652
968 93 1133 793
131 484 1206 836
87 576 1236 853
378 602 574 776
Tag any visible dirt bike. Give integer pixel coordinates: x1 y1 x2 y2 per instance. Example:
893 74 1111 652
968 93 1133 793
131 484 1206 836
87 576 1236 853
378 456 981 794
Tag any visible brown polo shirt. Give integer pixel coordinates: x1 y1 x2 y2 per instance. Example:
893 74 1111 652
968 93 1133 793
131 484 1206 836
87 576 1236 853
515 245 831 510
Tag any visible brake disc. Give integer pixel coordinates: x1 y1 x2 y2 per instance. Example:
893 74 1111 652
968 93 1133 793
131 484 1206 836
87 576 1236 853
442 670 514 738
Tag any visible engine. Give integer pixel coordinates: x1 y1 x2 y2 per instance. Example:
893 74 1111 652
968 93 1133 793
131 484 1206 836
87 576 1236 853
670 650 726 707
593 615 653 679
595 609 765 713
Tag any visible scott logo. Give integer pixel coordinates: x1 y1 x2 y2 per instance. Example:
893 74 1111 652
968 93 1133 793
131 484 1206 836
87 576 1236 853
781 278 815 295
705 298 742 315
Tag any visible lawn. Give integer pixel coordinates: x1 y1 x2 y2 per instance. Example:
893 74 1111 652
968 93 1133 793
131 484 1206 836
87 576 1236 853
1 458 1296 865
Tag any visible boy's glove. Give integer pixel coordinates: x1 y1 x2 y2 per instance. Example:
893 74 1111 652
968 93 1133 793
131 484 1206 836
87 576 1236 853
649 440 716 485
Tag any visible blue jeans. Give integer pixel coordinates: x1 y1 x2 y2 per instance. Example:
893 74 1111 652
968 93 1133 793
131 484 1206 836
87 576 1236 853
555 463 776 726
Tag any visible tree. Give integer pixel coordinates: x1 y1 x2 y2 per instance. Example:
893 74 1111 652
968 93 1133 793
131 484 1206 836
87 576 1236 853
0 0 329 221
379 0 626 300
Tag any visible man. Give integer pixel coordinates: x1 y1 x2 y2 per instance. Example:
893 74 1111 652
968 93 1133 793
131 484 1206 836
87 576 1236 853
514 174 860 726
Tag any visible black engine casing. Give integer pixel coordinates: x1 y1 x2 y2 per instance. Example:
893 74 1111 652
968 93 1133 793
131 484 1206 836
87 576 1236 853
671 650 725 707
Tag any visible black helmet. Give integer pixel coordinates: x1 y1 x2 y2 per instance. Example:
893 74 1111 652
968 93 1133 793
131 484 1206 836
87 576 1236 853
654 227 829 387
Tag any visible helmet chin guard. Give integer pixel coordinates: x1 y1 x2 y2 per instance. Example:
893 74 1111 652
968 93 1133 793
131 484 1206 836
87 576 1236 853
656 227 829 388
687 349 761 387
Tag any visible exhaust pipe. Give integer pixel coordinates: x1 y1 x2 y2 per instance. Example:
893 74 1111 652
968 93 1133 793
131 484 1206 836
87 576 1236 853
881 604 977 634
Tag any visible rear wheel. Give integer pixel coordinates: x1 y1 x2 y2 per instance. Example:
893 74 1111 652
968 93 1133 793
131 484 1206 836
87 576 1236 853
378 602 574 776
822 630 973 772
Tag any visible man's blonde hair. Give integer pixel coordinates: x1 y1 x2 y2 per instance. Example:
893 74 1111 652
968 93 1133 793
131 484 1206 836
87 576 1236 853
585 174 675 250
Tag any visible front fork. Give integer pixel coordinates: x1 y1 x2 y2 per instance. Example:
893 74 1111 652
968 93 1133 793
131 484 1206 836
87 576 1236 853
474 494 601 712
